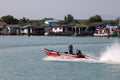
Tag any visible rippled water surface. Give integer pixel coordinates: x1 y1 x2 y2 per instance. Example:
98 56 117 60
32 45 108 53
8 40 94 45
0 36 120 80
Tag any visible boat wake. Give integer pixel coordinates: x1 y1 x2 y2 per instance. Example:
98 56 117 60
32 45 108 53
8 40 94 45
43 41 120 64
42 56 99 63
100 41 120 64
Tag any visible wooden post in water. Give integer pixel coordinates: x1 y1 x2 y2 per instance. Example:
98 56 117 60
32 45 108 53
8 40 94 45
107 28 110 38
75 27 77 36
28 27 30 37
18 28 21 35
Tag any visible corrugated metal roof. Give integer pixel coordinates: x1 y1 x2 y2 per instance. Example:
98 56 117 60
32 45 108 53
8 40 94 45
20 24 37 29
42 23 59 27
0 22 7 26
74 23 88 28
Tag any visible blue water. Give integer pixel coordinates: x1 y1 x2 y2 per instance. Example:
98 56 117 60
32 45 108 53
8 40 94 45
0 36 120 80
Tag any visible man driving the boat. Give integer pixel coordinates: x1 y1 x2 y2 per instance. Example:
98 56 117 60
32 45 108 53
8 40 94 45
68 43 73 54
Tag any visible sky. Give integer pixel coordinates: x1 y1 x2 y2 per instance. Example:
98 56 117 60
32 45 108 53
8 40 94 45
0 0 120 20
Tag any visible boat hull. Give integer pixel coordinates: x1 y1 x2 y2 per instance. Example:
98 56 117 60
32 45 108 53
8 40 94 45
94 33 108 37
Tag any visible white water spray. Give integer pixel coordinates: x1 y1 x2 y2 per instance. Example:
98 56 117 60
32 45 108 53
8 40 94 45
43 41 120 64
100 41 120 64
42 56 98 63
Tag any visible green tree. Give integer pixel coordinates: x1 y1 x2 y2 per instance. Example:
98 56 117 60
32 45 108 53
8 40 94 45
64 14 74 24
22 17 29 23
1 15 19 24
19 17 29 24
88 15 102 23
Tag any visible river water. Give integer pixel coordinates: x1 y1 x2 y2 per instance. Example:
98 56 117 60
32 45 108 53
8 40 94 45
0 36 120 80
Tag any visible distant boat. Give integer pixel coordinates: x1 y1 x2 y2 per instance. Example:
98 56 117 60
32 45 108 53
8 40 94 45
94 33 109 37
94 27 110 37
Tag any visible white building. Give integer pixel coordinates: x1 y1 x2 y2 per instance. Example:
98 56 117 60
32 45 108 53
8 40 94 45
52 27 63 33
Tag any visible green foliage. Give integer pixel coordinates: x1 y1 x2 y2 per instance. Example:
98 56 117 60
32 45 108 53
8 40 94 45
77 19 89 25
64 14 74 24
22 17 29 23
59 20 64 24
88 15 102 23
0 14 117 26
1 15 19 24
19 17 29 25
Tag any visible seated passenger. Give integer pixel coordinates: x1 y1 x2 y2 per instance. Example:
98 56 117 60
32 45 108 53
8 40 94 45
76 49 85 58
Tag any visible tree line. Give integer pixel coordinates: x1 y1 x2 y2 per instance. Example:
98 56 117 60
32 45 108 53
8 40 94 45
0 14 118 25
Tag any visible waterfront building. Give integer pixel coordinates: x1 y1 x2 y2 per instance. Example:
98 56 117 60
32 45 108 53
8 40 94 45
43 19 74 36
0 22 7 34
89 22 115 37
1 24 20 35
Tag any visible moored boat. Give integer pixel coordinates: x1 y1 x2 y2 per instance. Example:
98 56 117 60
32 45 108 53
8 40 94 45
94 33 108 37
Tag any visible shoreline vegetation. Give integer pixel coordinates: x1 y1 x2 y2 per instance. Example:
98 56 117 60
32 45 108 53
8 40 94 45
0 14 120 37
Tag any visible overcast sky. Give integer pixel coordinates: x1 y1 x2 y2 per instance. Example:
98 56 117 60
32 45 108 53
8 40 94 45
0 0 119 20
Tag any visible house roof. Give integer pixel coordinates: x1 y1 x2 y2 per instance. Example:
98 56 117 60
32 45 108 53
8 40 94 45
30 26 43 29
74 23 88 28
0 22 7 28
20 24 37 29
88 22 113 28
42 23 59 27
88 22 105 27
51 24 73 28
0 22 7 26
7 24 21 28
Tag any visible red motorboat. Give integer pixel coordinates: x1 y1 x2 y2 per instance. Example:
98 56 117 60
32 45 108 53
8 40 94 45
44 48 85 58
